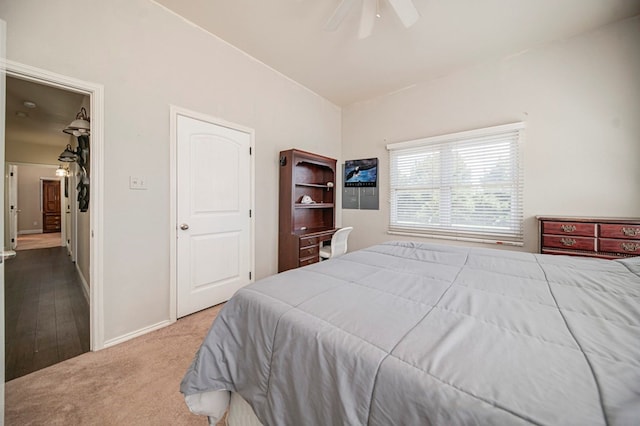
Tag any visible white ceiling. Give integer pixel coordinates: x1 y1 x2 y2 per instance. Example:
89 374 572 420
153 0 640 106
5 1 638 148
6 76 86 148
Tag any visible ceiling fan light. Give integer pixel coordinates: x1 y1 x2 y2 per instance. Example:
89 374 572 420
326 0 419 39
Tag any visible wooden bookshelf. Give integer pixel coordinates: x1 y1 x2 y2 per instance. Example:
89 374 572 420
278 149 337 272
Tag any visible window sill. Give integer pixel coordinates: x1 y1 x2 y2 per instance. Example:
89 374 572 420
387 230 524 247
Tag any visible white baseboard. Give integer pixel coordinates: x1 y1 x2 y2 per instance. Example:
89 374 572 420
72 256 172 351
18 229 43 235
76 263 90 303
102 319 174 349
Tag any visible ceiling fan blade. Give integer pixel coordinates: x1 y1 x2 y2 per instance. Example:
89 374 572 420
358 0 377 39
387 0 419 28
324 0 359 31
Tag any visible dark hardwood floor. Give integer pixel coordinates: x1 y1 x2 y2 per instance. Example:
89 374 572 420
5 247 89 381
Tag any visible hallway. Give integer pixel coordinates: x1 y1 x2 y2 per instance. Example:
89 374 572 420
5 247 89 381
16 232 64 251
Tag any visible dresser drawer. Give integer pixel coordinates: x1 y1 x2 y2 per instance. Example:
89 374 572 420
299 236 319 247
599 239 640 255
542 235 595 251
599 224 640 240
299 245 318 259
299 256 318 267
45 215 61 224
542 221 596 237
538 216 640 259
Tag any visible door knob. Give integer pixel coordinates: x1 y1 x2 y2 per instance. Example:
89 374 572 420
180 223 189 230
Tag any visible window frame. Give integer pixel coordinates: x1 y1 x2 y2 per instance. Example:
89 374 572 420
386 122 525 246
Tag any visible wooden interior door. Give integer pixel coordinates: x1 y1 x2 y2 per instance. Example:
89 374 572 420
42 180 61 233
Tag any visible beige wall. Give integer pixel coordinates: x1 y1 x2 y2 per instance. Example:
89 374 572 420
76 200 90 287
6 141 69 165
0 0 341 342
342 16 640 253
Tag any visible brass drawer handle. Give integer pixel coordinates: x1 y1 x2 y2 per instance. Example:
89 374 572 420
622 227 640 237
561 225 576 233
560 238 576 247
621 242 640 252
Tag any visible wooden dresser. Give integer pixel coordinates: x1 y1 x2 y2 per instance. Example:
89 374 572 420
43 213 62 233
537 216 640 259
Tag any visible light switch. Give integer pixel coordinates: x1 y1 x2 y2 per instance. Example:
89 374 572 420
129 176 147 190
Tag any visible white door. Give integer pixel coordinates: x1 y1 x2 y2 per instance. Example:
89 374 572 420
8 164 17 249
176 114 253 318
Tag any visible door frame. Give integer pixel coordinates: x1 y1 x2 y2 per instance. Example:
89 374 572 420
2 59 105 350
168 105 255 322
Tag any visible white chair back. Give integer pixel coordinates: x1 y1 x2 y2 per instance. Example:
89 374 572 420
328 227 353 258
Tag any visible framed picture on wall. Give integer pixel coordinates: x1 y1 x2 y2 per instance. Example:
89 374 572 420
344 158 378 187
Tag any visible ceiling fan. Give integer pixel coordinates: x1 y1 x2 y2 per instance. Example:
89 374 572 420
324 0 420 39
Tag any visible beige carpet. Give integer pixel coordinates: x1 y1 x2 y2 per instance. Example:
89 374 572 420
5 304 225 425
16 232 63 251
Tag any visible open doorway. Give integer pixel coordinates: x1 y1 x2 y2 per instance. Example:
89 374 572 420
8 165 68 251
3 76 90 379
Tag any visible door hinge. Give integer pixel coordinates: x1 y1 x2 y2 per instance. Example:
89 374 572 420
249 209 252 218
249 147 252 155
249 271 252 280
10 172 13 176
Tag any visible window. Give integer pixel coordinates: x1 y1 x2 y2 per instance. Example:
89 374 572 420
387 122 524 245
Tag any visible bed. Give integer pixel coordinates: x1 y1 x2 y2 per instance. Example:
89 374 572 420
181 241 640 425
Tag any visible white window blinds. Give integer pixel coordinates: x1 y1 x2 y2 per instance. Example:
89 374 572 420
387 122 524 244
